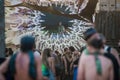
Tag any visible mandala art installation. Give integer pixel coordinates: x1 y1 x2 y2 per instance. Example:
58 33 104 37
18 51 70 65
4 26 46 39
5 0 94 52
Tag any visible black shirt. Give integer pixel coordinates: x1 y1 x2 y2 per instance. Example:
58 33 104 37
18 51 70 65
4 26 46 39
73 58 79 65
104 53 119 80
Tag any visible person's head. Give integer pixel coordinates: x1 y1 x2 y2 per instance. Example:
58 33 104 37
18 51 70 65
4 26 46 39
5 48 8 53
8 48 13 55
87 38 103 53
42 48 51 68
42 48 51 58
84 28 99 42
5 48 9 56
55 50 60 55
20 36 35 53
64 48 69 53
69 46 75 53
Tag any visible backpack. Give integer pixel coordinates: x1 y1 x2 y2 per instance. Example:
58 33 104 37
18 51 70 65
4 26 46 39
107 46 111 53
104 46 119 80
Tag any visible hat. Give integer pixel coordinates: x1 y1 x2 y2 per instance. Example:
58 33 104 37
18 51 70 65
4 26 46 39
84 28 97 41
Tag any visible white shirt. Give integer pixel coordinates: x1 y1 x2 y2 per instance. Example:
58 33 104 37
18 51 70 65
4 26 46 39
34 51 41 56
104 45 110 53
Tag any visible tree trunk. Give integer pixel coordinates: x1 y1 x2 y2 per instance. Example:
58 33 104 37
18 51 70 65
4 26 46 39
0 0 5 58
95 11 120 50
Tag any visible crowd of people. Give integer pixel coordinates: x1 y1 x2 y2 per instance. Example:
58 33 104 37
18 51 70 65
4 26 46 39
5 48 14 57
0 28 119 80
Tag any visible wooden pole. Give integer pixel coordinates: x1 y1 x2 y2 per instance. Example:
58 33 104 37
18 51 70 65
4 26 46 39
0 0 5 58
95 11 120 50
95 0 120 51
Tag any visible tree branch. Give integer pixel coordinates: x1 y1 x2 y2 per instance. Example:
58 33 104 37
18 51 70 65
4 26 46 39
5 2 90 22
77 0 84 10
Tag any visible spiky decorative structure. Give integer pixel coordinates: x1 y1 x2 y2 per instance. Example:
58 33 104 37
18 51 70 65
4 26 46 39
5 0 95 52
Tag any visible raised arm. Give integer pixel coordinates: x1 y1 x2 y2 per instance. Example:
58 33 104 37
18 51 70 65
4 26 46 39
50 57 55 75
109 62 114 80
111 48 120 66
0 57 10 80
34 54 44 80
77 53 86 80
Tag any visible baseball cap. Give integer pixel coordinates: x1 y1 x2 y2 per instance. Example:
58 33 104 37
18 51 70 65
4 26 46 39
84 28 97 41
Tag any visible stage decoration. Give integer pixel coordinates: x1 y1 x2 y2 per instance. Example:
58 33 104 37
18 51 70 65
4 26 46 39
5 0 94 52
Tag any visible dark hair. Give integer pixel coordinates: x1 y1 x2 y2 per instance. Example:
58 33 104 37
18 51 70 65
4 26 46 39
8 48 13 55
99 34 106 40
42 48 51 68
88 38 103 49
84 28 97 41
35 50 41 55
55 50 59 54
69 46 75 52
5 48 8 53
80 46 86 53
64 48 68 52
20 36 35 53
43 48 51 57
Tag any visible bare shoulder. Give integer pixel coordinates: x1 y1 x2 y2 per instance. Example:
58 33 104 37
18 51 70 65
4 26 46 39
80 52 90 63
0 57 11 73
100 56 112 66
48 57 54 62
111 47 120 65
81 51 94 59
111 48 119 60
111 47 119 56
104 56 113 70
111 47 119 55
111 47 117 52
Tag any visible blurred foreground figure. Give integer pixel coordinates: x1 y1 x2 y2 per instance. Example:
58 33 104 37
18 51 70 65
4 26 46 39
0 36 45 80
100 34 120 80
77 38 113 80
100 34 120 66
77 28 114 80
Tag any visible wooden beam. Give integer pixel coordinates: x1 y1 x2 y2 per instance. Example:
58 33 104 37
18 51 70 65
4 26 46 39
0 0 5 58
6 2 90 22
